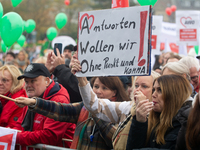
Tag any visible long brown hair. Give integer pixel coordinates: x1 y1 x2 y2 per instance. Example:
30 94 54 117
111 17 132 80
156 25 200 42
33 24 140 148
90 76 130 102
186 94 200 150
147 75 192 145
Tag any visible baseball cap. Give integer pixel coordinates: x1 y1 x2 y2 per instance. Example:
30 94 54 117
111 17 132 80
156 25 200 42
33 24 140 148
17 63 51 80
64 44 74 51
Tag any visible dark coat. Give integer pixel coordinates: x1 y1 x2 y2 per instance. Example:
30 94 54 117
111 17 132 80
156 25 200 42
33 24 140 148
175 106 191 150
53 64 82 103
126 101 192 150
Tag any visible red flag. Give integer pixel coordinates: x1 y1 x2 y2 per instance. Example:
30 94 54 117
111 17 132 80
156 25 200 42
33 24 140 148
111 0 129 8
0 134 14 150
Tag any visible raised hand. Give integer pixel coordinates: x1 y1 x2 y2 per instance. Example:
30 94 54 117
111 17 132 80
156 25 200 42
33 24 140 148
70 51 82 75
45 48 65 73
45 51 54 73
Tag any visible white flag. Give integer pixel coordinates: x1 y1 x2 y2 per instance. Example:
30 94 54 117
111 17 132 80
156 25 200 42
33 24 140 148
0 127 17 150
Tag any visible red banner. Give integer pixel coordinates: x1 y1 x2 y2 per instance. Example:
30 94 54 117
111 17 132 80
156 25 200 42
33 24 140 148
112 0 129 8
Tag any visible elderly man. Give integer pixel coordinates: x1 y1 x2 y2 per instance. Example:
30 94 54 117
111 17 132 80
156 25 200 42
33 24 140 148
14 63 75 149
180 56 199 93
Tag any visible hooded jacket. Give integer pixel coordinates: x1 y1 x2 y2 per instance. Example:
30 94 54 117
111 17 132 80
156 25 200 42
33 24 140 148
14 81 75 149
0 88 27 128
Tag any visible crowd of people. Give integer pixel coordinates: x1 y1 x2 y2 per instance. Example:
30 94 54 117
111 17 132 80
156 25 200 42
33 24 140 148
0 45 200 150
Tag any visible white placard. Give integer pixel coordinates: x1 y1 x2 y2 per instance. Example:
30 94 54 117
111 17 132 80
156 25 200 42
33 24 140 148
161 22 176 38
152 15 163 54
77 6 151 77
176 10 200 45
0 127 17 150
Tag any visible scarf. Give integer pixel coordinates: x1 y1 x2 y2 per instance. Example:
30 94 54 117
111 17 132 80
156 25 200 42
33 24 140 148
21 93 44 131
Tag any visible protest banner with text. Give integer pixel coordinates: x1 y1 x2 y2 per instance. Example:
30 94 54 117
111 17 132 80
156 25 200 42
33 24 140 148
76 6 152 77
176 11 200 46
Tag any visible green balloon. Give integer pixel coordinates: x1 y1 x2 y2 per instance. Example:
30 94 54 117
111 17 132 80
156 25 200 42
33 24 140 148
25 19 36 33
11 0 23 7
137 0 158 6
22 20 26 32
0 12 23 47
0 2 3 18
55 13 68 29
1 40 7 53
17 35 26 47
46 27 57 41
194 45 199 55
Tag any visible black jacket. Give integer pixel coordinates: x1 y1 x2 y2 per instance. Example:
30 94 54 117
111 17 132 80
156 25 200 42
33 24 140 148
53 64 82 103
126 101 192 150
175 106 191 150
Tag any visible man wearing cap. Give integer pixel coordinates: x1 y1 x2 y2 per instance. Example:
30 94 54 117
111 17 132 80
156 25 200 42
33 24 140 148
14 63 75 149
63 44 74 67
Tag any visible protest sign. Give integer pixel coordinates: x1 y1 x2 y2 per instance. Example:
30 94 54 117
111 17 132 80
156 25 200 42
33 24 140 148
160 22 181 54
77 6 151 77
0 127 17 150
152 15 163 54
176 10 200 45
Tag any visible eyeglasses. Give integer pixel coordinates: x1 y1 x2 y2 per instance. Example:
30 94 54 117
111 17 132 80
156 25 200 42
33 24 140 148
0 78 12 84
191 76 199 82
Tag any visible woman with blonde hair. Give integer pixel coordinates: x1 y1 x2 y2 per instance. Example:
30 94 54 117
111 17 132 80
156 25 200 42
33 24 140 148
16 50 29 72
33 56 47 65
0 65 27 128
76 70 160 149
126 75 192 150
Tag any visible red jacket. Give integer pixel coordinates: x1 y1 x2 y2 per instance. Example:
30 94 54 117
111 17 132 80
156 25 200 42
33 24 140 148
15 81 75 149
0 88 27 128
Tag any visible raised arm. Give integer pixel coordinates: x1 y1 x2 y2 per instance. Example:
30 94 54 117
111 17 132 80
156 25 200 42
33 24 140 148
15 97 83 124
78 78 133 123
70 52 133 124
45 49 82 103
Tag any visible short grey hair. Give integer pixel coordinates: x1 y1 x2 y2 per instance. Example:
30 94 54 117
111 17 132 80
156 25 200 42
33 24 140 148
179 56 199 71
162 61 190 81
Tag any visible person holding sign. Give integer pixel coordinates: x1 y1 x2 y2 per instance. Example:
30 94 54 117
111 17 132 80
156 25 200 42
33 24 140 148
56 51 160 149
75 69 159 150
126 75 192 150
15 54 130 150
0 65 27 128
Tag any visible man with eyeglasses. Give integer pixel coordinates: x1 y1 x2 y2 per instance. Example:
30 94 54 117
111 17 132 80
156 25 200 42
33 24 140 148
180 56 199 93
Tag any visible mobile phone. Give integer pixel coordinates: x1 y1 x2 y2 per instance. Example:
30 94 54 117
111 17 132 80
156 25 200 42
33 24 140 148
54 43 62 56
